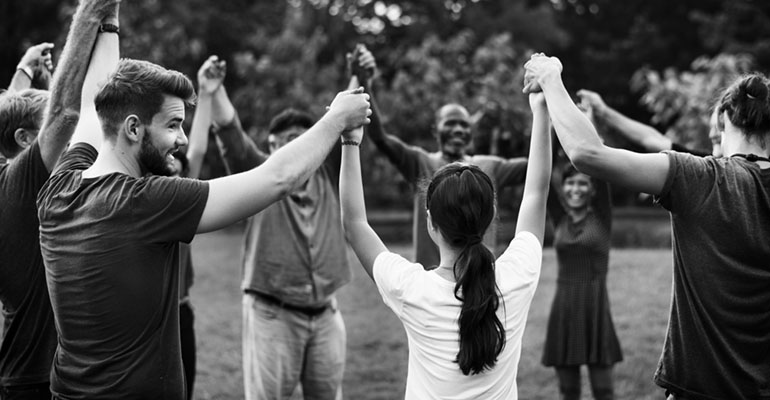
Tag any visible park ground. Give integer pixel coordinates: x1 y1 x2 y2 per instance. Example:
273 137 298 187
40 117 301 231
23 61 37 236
192 224 672 400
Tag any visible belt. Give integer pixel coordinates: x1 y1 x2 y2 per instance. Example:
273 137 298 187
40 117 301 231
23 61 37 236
246 289 331 317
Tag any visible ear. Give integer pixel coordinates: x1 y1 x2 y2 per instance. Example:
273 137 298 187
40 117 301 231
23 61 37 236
13 128 35 149
426 210 436 231
267 134 279 153
124 115 143 144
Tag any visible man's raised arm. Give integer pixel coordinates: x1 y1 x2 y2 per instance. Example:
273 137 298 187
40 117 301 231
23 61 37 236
8 43 54 92
38 0 120 171
350 44 422 180
197 88 371 233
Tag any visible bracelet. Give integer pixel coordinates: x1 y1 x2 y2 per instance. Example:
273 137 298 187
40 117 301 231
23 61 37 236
341 139 360 146
16 65 34 80
99 23 120 35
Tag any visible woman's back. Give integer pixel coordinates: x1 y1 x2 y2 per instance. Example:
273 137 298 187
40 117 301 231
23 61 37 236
372 231 542 400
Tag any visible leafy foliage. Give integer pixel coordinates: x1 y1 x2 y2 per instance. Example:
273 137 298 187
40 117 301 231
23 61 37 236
631 54 754 152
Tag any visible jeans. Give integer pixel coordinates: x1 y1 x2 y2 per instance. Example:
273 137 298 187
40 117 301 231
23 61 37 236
242 293 346 400
0 383 51 400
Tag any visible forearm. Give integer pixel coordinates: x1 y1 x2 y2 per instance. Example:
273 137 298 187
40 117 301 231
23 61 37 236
198 114 344 233
516 107 552 240
541 76 605 173
7 69 32 92
213 112 264 173
340 143 367 224
340 137 388 278
67 30 120 152
41 2 118 169
211 86 235 127
187 94 213 179
600 106 672 152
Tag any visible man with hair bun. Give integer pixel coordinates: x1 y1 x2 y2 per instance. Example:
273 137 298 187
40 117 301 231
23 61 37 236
525 52 770 399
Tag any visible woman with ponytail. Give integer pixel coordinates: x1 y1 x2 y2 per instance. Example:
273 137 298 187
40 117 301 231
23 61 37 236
525 55 770 400
339 91 552 399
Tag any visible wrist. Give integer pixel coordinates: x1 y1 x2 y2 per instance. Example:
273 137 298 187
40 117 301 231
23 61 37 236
16 65 34 80
319 112 345 134
341 138 360 146
98 23 119 35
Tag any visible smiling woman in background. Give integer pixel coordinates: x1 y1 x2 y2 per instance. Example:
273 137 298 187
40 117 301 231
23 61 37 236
542 163 622 400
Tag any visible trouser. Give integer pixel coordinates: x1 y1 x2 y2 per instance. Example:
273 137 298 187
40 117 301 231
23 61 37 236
0 383 51 400
180 301 197 400
556 365 614 400
242 293 346 400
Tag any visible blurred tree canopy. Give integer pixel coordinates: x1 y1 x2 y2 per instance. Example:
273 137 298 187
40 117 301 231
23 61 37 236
2 0 770 206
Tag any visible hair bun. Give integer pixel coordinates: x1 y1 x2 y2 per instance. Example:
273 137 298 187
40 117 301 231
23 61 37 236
741 75 769 101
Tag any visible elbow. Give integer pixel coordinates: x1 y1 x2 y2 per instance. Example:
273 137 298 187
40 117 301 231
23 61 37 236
568 145 603 175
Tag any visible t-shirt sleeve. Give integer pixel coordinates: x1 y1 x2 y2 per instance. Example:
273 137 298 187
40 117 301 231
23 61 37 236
492 156 528 188
52 143 98 176
372 251 421 316
671 142 711 157
130 176 210 244
496 231 543 283
654 151 716 215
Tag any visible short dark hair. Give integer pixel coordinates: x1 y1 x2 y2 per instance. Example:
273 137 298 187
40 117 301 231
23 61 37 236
95 59 196 138
267 108 314 135
0 89 49 158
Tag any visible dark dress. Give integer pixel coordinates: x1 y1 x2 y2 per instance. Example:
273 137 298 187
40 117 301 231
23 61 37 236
541 179 623 367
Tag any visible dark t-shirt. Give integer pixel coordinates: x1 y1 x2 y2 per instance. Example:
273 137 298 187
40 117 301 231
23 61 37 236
0 142 57 386
654 152 770 399
37 144 209 399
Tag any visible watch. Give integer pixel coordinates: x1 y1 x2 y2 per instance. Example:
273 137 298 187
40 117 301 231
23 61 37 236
99 23 120 34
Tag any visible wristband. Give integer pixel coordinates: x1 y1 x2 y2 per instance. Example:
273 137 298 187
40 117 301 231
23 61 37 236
99 23 120 35
16 65 34 80
341 139 360 146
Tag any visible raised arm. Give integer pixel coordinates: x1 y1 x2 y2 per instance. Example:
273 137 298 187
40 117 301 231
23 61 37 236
514 93 552 243
197 88 371 233
39 0 120 171
351 45 422 181
340 122 387 279
208 75 266 174
524 54 669 195
578 89 674 153
68 11 120 153
186 55 226 179
8 43 54 92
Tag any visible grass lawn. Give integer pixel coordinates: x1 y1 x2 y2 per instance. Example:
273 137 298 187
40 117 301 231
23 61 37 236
191 226 673 400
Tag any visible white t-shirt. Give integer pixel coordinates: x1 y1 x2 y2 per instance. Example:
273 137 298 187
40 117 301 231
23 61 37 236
373 231 542 400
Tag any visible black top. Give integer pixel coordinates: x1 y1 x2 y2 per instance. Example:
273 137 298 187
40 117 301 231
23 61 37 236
0 142 56 386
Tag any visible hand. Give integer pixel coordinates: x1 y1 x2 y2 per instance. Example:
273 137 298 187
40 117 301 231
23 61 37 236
197 55 226 95
523 53 563 94
576 89 607 120
347 44 377 87
326 87 372 131
18 43 54 76
529 92 547 113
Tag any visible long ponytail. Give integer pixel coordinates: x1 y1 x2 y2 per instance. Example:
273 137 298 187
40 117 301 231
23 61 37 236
426 163 504 376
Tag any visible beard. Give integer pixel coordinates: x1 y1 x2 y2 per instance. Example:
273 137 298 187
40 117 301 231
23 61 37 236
139 132 175 177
